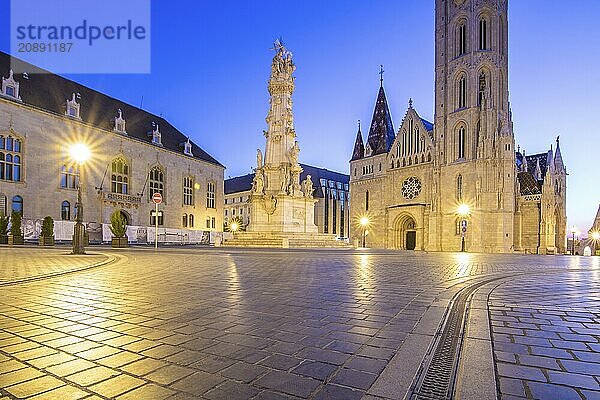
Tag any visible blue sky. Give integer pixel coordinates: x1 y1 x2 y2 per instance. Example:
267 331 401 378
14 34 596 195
1 0 599 233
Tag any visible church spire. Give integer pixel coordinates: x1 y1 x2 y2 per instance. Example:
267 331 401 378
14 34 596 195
554 135 565 172
533 158 542 181
366 75 395 156
351 120 365 161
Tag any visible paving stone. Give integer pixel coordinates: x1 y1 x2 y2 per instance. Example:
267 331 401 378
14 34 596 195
254 370 321 398
293 360 337 380
526 381 582 400
313 384 364 400
498 377 525 397
27 384 89 400
560 359 600 375
5 375 65 398
0 367 45 387
144 364 195 385
221 361 269 383
518 354 560 370
170 371 225 394
66 366 119 387
547 370 600 390
88 374 145 398
496 363 546 382
331 368 378 390
116 383 176 400
204 380 260 400
121 357 169 376
46 358 96 376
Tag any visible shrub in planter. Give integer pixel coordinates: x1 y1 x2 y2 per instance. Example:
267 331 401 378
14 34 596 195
110 209 129 248
9 211 24 245
0 214 8 244
39 216 55 246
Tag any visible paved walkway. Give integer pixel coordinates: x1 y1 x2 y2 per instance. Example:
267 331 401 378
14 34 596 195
0 247 597 399
0 246 112 284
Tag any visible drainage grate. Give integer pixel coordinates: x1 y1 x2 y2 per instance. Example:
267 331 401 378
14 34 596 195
409 278 498 400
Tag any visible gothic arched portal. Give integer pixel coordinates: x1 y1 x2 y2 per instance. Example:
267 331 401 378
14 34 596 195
393 214 417 250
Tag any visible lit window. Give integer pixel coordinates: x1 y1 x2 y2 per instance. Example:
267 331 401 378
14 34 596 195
0 136 22 182
12 195 23 215
110 158 129 194
183 176 194 206
206 181 216 209
149 167 164 200
60 165 79 189
61 201 71 220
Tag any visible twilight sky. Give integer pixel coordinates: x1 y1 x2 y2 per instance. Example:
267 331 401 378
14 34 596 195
1 0 599 233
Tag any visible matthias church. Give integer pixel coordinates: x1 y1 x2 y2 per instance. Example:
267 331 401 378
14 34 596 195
350 0 566 254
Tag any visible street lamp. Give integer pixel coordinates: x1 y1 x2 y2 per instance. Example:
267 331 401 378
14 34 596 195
360 216 369 248
457 204 471 252
230 221 239 233
70 143 90 255
570 225 578 256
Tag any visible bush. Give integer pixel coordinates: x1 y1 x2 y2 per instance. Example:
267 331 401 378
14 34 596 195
110 210 127 238
41 216 54 237
0 214 8 236
10 211 22 237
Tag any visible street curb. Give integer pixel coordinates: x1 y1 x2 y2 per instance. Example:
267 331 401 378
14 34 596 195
0 252 119 286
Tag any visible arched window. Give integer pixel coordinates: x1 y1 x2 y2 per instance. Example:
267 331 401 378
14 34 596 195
12 195 23 215
457 175 463 201
0 135 22 182
365 190 369 211
479 17 489 50
457 75 467 109
189 214 194 228
457 21 467 56
111 158 129 194
206 181 216 209
499 16 505 55
457 126 466 159
149 167 164 200
183 176 194 206
150 210 163 226
182 213 188 228
60 165 79 189
61 201 71 220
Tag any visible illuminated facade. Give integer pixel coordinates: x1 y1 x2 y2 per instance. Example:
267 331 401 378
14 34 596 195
0 52 224 242
349 0 567 253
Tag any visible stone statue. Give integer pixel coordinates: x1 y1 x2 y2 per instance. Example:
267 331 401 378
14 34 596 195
252 171 264 195
289 141 300 165
257 149 263 168
302 175 314 198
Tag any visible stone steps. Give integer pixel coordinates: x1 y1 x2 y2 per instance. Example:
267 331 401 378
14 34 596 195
223 232 352 248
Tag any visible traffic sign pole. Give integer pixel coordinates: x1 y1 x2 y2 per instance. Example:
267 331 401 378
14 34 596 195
151 193 163 249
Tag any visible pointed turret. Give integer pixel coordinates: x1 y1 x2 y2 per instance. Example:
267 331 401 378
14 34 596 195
533 158 542 181
554 136 565 172
546 146 554 175
366 84 395 156
522 149 528 172
351 120 365 161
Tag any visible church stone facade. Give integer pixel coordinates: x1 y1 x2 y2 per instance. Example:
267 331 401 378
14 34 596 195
349 0 567 254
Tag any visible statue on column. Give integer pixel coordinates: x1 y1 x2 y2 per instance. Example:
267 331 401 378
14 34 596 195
302 175 314 198
256 149 263 168
289 141 300 166
252 170 265 195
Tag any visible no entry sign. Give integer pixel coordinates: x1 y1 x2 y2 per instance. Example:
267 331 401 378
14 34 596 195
152 192 163 204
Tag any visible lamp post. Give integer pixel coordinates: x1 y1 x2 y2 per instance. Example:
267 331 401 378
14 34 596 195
457 204 471 252
230 221 239 233
70 144 90 255
592 231 600 256
360 216 369 248
570 225 577 256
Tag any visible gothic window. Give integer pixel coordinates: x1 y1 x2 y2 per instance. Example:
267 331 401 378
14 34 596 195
457 175 463 201
183 213 188 228
457 75 467 109
110 157 129 194
211 217 216 229
183 176 194 206
60 165 79 189
499 16 505 55
479 17 489 50
150 210 164 226
61 200 71 220
457 22 467 56
0 135 22 182
149 167 164 200
206 181 216 208
12 195 23 215
457 126 466 159
365 190 369 211
189 214 194 228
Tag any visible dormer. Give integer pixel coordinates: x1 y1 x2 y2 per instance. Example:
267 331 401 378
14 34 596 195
150 123 162 146
1 70 21 101
182 137 193 156
114 109 126 134
66 93 81 119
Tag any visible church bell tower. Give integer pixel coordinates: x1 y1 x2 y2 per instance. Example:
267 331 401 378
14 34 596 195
432 0 516 253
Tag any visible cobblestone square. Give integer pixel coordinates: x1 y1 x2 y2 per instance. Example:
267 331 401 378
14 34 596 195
1 247 599 399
